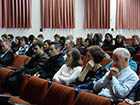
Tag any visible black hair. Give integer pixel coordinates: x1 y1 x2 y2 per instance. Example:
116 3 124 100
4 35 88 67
21 36 28 44
44 40 51 46
126 46 136 58
8 34 14 40
32 40 44 48
50 41 61 49
1 34 8 39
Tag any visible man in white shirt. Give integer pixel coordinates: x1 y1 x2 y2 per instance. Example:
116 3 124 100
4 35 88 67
94 48 139 101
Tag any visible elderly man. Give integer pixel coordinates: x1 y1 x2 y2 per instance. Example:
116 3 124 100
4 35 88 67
94 48 139 101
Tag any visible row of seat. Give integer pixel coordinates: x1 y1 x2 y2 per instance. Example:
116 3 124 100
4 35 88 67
0 67 129 105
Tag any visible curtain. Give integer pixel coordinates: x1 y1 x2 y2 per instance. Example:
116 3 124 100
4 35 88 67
0 0 32 28
42 0 75 28
84 0 110 29
116 0 140 29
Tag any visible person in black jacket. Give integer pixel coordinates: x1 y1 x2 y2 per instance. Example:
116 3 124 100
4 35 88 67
0 40 14 67
40 41 65 80
124 80 140 105
22 40 49 76
102 33 114 51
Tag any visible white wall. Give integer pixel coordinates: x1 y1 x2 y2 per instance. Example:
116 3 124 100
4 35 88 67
0 0 140 41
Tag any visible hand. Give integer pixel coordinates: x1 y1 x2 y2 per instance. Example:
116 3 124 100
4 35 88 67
33 72 40 77
107 67 119 79
85 60 95 70
110 67 119 78
124 99 136 105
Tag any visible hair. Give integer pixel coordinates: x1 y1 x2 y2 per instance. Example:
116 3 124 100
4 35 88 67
115 35 124 44
37 34 44 39
89 46 105 63
54 34 60 38
113 48 130 61
132 35 140 41
44 40 51 46
105 33 113 43
32 40 44 48
3 40 11 47
28 34 35 44
50 41 61 49
15 36 21 45
8 34 14 40
67 48 82 69
65 40 74 47
126 46 136 58
1 34 8 39
60 36 66 45
66 35 73 41
21 36 28 44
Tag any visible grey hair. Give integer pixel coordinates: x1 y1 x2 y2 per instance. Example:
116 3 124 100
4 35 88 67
3 40 11 47
113 48 130 61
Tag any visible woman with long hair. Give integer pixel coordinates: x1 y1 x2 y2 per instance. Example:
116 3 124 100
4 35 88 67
53 48 82 85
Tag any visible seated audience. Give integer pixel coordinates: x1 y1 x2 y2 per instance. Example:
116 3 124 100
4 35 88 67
17 36 29 56
105 47 138 72
73 46 107 90
40 41 65 80
94 48 139 101
53 48 82 85
102 33 114 51
22 40 49 76
114 35 126 50
0 40 14 67
130 35 140 53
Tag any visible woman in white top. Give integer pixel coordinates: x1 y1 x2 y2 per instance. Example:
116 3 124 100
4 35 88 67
53 48 82 85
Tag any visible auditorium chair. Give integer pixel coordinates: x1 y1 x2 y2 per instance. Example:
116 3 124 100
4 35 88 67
101 58 112 67
73 91 111 105
42 82 75 105
20 76 48 105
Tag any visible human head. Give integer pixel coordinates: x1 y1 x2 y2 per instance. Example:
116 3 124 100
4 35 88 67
43 40 51 50
1 40 11 52
89 46 105 63
21 36 28 47
87 33 92 39
76 37 83 46
113 48 130 70
105 33 113 43
59 36 66 47
132 35 140 45
49 41 61 56
66 35 73 41
115 35 124 44
7 34 14 42
83 39 90 47
66 48 82 69
65 40 74 50
32 40 44 56
93 33 102 42
54 34 60 41
28 34 35 45
1 34 8 41
37 34 44 41
15 36 21 46
126 46 136 59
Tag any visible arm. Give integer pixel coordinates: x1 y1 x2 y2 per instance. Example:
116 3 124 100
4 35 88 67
53 64 65 83
111 74 139 99
78 60 94 82
93 72 110 92
58 67 82 84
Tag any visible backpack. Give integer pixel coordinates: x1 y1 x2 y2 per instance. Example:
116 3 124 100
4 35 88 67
2 68 25 95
